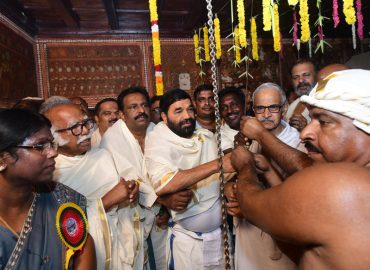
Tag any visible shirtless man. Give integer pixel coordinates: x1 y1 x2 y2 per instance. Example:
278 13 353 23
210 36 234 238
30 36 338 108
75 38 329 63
231 69 370 269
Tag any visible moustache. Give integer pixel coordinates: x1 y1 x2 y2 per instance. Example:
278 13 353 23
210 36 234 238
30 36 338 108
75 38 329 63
109 118 118 124
297 82 312 89
134 113 149 120
226 112 240 118
77 133 92 144
303 141 321 153
260 118 275 124
179 118 194 126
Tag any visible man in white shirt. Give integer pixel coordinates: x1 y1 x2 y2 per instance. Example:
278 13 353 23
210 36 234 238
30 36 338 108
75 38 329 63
41 97 139 270
91 98 119 148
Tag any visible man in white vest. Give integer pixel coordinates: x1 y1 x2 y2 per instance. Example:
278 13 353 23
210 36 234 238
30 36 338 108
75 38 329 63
145 89 235 270
40 96 141 270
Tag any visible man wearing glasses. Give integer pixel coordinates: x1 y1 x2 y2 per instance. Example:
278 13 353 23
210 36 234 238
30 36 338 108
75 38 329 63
226 83 306 270
41 97 139 270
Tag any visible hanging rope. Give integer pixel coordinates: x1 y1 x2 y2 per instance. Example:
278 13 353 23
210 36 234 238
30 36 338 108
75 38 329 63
204 0 231 269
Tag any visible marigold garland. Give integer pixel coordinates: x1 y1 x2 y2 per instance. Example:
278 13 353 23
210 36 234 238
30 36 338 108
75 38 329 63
299 0 311 43
234 26 241 64
288 0 299 5
203 26 210 62
262 0 272 31
149 0 163 95
237 0 247 47
273 4 281 52
214 17 222 59
193 32 200 64
343 0 356 25
251 17 259 61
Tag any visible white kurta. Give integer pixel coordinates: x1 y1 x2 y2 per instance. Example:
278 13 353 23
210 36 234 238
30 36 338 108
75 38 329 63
100 119 160 269
235 121 302 270
54 148 142 270
145 122 224 270
91 128 102 148
220 123 238 151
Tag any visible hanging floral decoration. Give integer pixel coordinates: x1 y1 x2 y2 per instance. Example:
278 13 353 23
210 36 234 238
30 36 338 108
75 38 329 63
251 17 259 61
214 16 222 59
203 25 211 62
273 3 281 52
356 0 364 40
237 0 247 47
343 0 356 25
193 32 200 64
288 0 299 5
234 26 241 64
333 0 340 27
299 0 311 43
262 0 272 31
292 9 298 46
149 0 163 96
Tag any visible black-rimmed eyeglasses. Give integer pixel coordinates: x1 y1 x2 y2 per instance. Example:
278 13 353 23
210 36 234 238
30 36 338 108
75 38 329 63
16 141 58 155
54 119 94 136
253 104 282 114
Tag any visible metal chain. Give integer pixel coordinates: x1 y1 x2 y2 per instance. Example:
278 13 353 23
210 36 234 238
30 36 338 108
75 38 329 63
205 1 231 269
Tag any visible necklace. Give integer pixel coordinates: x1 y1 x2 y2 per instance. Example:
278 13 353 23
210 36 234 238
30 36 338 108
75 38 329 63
4 192 39 270
0 216 20 238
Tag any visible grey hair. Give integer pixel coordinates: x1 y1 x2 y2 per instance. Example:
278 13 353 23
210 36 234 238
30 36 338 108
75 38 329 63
39 96 72 114
252 83 287 105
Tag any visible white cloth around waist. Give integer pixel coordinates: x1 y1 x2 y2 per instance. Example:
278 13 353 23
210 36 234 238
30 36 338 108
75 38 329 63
177 198 221 233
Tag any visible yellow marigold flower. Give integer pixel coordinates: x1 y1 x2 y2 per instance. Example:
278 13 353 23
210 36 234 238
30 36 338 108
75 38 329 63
149 0 158 21
263 0 272 31
237 0 247 47
194 33 200 64
234 27 241 64
343 0 356 25
152 33 161 66
299 0 310 42
251 17 259 61
273 4 281 52
288 0 298 6
214 17 222 59
203 26 210 62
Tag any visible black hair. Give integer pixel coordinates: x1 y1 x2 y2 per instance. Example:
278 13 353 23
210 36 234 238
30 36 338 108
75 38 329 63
94 98 118 116
150 95 162 105
193 84 213 100
117 87 150 111
0 109 51 153
218 87 246 109
290 58 317 75
160 88 192 115
13 99 44 114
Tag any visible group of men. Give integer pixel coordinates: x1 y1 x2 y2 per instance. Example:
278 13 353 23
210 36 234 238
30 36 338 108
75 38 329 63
13 59 370 270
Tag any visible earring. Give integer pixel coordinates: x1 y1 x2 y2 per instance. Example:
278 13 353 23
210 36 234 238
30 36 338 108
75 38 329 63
0 163 6 172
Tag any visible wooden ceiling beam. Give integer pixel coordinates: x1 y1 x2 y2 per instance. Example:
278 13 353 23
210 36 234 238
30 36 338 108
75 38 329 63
47 0 79 28
102 0 119 30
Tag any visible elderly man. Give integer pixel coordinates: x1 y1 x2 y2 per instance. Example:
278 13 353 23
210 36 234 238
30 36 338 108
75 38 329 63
101 87 176 270
232 69 370 269
145 88 235 270
285 59 317 131
91 98 119 147
194 84 216 132
219 87 246 152
228 83 306 270
41 97 140 270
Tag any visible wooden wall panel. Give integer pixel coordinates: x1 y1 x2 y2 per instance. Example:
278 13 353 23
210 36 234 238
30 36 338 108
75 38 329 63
0 15 36 108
